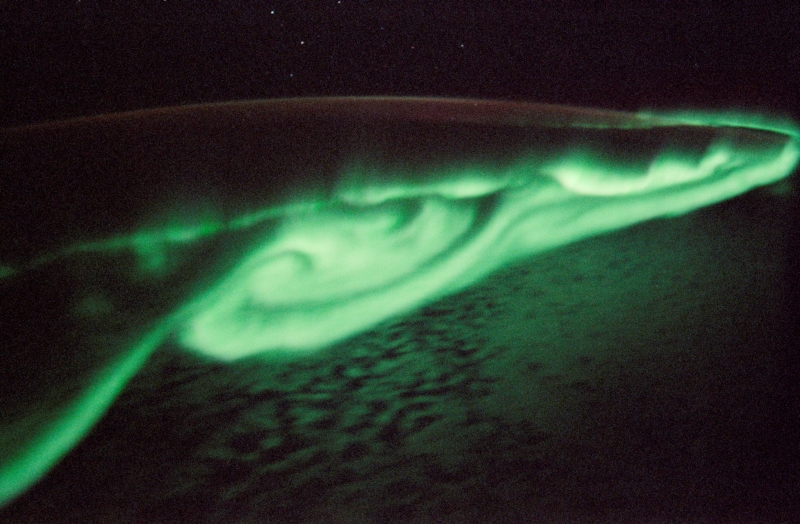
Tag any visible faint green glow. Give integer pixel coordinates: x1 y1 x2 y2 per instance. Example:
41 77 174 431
0 264 15 279
0 320 171 506
178 114 799 360
637 109 800 139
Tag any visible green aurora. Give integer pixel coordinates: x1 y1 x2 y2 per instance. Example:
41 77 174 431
1 97 798 507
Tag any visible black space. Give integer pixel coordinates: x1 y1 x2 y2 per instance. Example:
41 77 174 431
1 2 798 126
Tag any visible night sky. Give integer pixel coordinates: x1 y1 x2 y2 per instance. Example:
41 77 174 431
1 1 798 126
